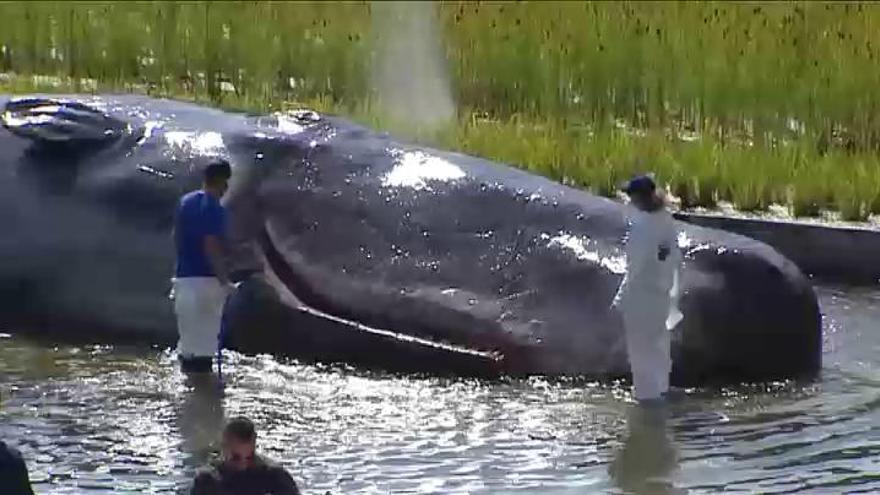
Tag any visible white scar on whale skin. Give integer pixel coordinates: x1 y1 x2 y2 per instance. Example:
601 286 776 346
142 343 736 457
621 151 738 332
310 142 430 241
163 130 226 157
381 149 466 191
542 233 627 275
2 108 56 128
276 116 304 135
137 120 164 146
547 231 706 273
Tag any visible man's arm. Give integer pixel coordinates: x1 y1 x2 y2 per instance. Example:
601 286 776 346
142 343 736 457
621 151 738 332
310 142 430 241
612 221 649 308
204 234 230 285
204 200 231 285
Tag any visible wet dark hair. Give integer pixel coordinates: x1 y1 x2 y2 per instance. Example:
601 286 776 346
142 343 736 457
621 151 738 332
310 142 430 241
223 416 256 443
203 159 232 184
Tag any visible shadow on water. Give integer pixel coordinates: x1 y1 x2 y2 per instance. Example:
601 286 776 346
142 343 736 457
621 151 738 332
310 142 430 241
176 372 225 470
609 403 683 495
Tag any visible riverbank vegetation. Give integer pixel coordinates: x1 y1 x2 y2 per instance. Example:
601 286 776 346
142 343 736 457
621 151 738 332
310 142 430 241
2 2 879 220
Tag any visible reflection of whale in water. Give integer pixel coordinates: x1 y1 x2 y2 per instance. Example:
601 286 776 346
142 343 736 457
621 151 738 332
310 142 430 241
0 95 821 383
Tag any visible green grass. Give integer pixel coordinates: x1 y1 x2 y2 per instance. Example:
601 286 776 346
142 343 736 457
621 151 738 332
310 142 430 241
2 1 880 220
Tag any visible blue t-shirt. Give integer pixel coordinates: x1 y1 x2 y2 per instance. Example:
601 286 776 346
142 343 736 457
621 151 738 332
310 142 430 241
174 190 226 278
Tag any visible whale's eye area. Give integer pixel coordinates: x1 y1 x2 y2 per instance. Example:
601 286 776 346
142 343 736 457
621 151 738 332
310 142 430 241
2 97 129 145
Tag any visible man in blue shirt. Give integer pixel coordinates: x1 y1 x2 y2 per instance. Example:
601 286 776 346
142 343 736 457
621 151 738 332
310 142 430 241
172 159 233 373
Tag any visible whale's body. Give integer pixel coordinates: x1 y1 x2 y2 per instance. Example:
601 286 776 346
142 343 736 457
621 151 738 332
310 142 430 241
0 94 821 383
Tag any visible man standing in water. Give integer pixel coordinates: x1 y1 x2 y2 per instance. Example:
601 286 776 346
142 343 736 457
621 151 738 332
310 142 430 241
172 159 233 373
613 175 682 403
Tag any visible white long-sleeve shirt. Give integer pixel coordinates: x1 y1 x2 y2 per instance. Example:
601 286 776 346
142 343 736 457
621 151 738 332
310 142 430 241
613 208 682 329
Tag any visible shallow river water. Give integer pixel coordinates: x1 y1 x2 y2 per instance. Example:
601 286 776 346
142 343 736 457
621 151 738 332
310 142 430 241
1 285 878 494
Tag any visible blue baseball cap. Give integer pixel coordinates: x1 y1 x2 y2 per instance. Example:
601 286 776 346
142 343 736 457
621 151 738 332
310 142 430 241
621 175 656 195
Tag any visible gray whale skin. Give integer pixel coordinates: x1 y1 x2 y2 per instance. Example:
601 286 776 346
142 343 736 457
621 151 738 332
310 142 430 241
0 94 821 384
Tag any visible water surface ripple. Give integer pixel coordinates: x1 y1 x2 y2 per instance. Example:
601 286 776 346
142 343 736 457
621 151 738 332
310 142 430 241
1 286 877 494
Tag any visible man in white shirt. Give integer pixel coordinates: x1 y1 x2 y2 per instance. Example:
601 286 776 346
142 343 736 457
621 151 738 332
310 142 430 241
613 175 683 403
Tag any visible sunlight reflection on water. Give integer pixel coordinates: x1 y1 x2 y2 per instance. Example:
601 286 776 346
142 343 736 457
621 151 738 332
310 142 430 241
0 286 878 494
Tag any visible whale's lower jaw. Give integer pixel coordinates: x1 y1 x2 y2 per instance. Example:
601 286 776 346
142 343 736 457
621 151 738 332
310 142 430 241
217 227 508 378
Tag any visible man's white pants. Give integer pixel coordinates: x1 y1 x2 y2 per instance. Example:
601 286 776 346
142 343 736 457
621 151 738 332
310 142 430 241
172 277 227 359
621 294 672 402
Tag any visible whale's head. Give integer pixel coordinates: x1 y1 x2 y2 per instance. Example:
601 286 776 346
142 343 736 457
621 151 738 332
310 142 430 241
0 95 329 340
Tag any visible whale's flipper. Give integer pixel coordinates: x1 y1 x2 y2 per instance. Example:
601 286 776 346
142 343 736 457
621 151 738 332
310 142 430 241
1 97 130 145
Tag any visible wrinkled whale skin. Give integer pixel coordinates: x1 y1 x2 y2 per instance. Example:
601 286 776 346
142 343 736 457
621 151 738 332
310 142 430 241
0 94 822 383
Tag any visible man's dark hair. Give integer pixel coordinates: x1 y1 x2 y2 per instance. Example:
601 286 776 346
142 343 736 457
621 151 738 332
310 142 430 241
223 416 257 443
204 159 232 183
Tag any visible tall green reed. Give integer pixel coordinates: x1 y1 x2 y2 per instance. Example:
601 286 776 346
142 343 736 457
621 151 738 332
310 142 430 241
2 1 880 220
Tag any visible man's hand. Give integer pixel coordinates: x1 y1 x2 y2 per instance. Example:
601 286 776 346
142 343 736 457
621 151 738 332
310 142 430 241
221 281 237 296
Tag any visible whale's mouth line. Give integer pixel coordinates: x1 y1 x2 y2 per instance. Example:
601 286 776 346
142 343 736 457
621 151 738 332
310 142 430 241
256 226 504 365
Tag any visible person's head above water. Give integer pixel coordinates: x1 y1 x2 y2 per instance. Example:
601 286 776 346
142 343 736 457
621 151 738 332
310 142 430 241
221 416 257 472
203 159 232 198
194 415 300 491
622 174 665 212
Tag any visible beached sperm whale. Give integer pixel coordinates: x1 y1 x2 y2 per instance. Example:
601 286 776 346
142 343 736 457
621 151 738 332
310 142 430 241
0 94 821 383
